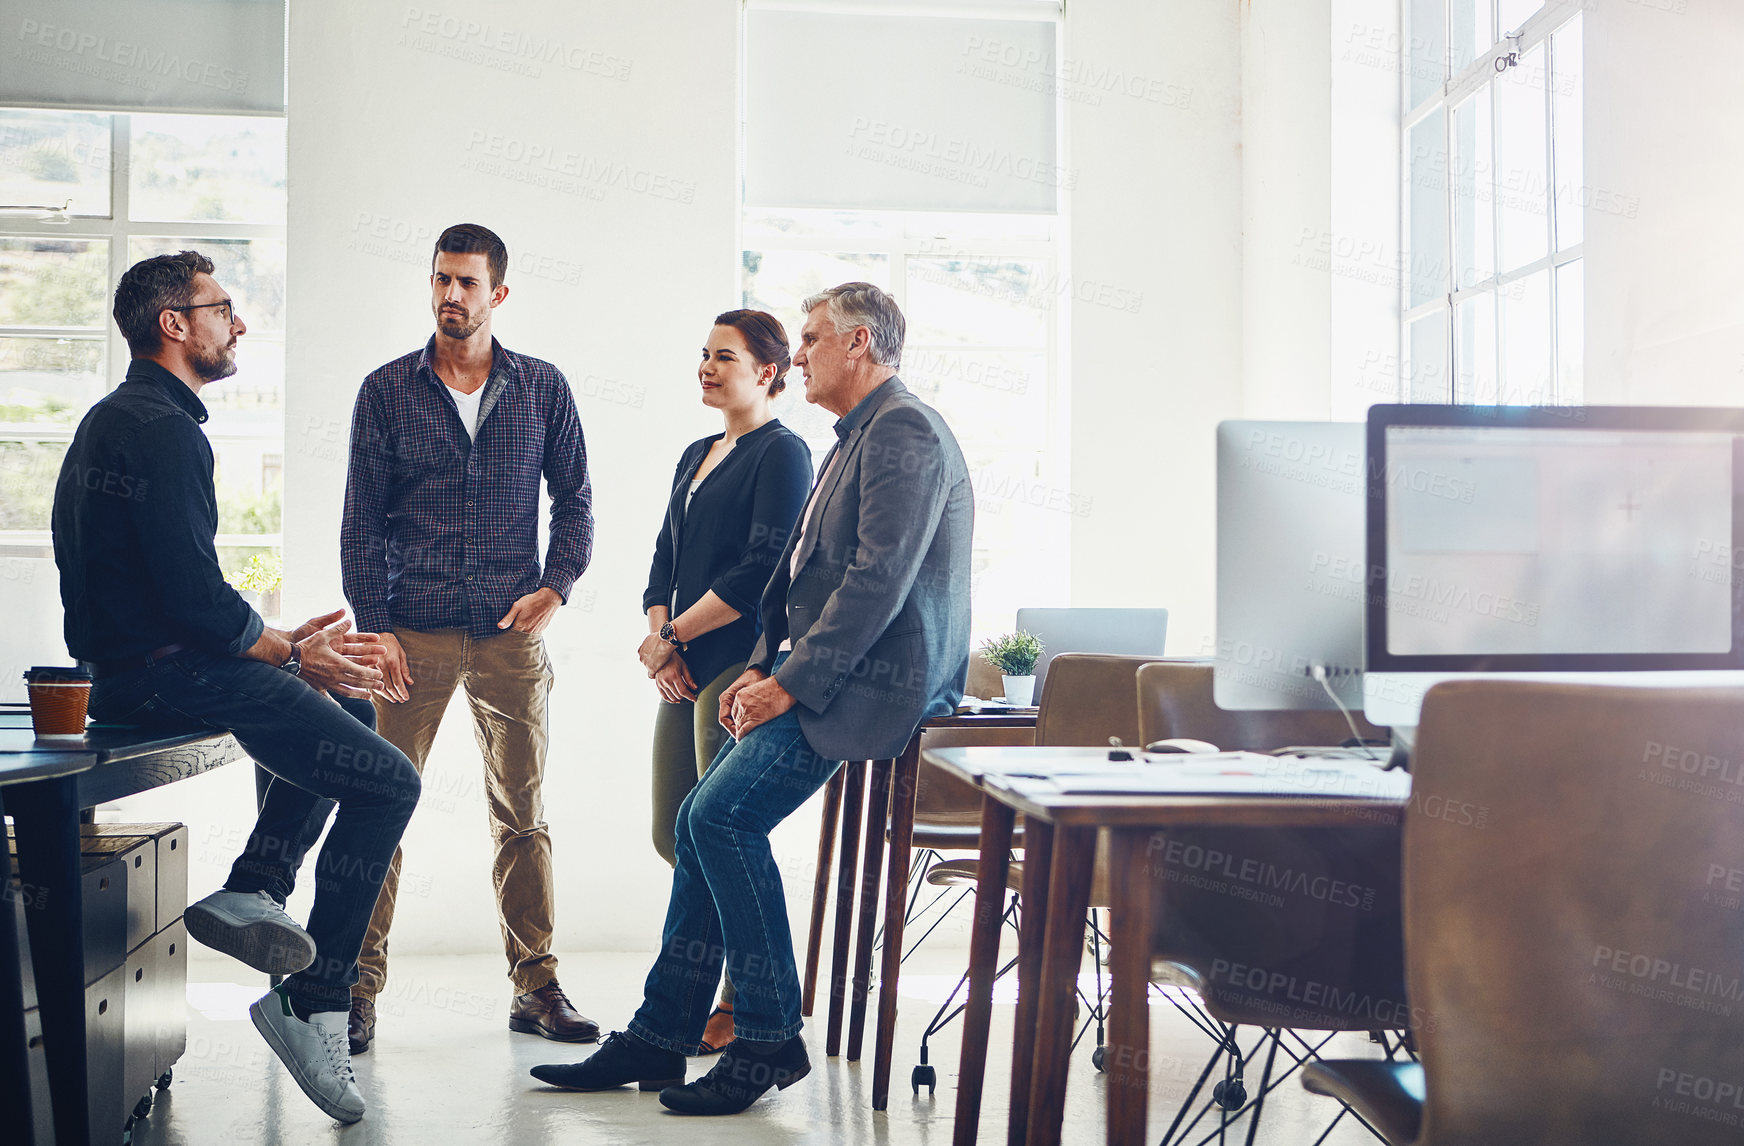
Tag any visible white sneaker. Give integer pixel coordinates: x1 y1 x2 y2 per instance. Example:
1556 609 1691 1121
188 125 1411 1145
185 889 317 974
250 986 366 1124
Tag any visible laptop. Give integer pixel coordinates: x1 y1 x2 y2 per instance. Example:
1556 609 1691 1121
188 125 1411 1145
1014 607 1171 693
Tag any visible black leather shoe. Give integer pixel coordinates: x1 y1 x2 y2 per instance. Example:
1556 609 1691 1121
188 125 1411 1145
658 1036 810 1115
529 1031 685 1092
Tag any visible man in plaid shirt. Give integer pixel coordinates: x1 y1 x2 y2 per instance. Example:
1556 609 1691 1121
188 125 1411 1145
340 223 596 1053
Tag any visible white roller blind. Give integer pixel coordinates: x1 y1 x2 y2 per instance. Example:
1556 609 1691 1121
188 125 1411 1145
745 9 1059 213
0 0 286 115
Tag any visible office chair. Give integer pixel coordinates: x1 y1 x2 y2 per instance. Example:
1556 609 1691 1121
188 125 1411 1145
1134 661 1404 1145
1304 680 1744 1146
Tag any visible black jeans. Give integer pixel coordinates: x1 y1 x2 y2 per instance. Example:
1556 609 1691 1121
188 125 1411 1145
91 649 420 1012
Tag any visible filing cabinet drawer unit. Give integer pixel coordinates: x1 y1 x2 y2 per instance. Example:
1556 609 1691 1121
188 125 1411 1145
22 965 129 1146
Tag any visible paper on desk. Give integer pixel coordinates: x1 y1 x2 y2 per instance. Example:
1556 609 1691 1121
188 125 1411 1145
1013 754 1411 799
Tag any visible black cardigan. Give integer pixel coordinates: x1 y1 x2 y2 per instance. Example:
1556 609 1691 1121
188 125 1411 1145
642 420 814 688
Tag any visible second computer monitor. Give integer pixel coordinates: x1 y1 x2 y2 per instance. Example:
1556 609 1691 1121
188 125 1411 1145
1214 420 1367 711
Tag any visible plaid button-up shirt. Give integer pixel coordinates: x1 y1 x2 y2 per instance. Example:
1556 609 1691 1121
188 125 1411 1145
341 336 593 639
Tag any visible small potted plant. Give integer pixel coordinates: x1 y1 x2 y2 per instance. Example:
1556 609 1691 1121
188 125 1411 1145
979 631 1044 707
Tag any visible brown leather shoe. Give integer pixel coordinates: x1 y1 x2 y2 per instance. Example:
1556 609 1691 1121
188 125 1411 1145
348 996 375 1055
509 980 600 1043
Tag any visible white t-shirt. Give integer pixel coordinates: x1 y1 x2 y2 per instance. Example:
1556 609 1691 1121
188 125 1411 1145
447 384 485 440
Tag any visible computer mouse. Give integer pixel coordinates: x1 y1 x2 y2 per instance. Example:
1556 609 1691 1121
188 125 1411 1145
1143 738 1222 755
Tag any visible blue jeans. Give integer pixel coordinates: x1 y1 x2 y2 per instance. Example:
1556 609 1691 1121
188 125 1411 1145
90 649 421 1012
629 657 843 1050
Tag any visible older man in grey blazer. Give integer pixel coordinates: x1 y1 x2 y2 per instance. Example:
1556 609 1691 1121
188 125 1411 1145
531 283 972 1115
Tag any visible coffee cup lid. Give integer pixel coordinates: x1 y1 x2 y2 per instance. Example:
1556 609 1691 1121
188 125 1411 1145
25 666 93 683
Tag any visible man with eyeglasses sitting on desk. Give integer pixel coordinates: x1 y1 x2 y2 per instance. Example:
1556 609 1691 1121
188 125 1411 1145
50 250 421 1126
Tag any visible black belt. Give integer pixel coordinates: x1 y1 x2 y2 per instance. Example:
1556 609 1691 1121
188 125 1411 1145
85 643 189 679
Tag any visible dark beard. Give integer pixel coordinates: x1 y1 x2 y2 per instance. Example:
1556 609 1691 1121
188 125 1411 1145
191 341 238 382
437 309 485 340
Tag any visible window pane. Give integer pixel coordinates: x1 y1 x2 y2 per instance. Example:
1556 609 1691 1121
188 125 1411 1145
1500 268 1550 403
905 259 1050 348
0 110 112 218
214 443 283 536
1409 312 1449 402
1496 0 1541 36
1552 14 1584 251
128 237 287 332
1555 258 1583 403
1408 0 1446 110
1449 0 1492 70
204 339 284 434
905 347 1048 454
740 250 890 319
1409 109 1448 308
1455 292 1497 404
1495 45 1548 273
0 440 68 529
0 239 109 328
129 114 287 225
1451 89 1494 289
0 338 104 427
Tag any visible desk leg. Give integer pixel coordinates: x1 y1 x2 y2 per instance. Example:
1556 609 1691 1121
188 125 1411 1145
801 769 845 1018
848 756 891 1061
951 796 1015 1146
826 759 866 1056
1107 829 1156 1146
0 788 35 1145
1024 824 1096 1146
1007 818 1054 1146
871 738 921 1107
9 775 91 1146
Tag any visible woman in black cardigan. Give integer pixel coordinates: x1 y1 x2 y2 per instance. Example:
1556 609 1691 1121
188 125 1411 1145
638 309 813 1050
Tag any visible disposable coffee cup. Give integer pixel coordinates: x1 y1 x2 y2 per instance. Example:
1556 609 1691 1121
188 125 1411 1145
24 666 93 739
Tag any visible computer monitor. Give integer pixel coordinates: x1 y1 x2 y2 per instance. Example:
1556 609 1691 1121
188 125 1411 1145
1213 421 1367 711
1362 404 1744 726
1014 607 1170 693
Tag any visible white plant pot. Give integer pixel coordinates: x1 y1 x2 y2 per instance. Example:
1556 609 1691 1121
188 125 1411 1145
1001 674 1036 707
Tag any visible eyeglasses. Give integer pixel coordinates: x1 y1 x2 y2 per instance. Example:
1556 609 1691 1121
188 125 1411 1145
169 299 238 324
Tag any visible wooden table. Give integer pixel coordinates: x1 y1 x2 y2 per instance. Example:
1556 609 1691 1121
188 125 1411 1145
1 711 242 1145
922 745 1409 1146
798 711 1036 1109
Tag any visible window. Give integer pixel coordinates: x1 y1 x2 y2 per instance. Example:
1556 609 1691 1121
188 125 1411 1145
0 109 286 618
1403 1 1583 406
743 210 1068 639
742 1 1069 643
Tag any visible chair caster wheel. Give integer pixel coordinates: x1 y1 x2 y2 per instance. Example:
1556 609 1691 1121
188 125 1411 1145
133 1094 153 1120
1091 1045 1107 1072
1213 1078 1247 1111
157 1068 173 1090
912 1063 936 1095
122 1118 135 1146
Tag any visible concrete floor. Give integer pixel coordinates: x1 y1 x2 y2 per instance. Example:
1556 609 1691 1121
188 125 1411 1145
127 946 1393 1145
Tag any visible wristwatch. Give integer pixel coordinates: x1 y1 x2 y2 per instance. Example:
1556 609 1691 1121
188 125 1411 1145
280 645 302 677
660 621 686 650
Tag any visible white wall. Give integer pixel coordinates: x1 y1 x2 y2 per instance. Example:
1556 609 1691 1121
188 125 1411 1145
1064 0 1243 658
1585 0 1744 405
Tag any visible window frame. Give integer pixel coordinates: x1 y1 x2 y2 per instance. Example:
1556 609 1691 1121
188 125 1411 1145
1401 1 1584 406
0 110 285 553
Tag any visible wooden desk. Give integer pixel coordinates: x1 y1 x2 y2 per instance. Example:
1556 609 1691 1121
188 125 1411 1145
1 713 242 1145
923 746 1408 1146
797 711 1035 1109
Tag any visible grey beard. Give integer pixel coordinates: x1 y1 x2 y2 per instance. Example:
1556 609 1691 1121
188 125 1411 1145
192 345 238 382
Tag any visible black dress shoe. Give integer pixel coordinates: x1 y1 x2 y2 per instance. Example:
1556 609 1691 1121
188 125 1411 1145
529 1031 685 1092
658 1036 810 1115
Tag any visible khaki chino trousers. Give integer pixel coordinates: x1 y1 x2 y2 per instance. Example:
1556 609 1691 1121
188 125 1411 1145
354 626 558 1001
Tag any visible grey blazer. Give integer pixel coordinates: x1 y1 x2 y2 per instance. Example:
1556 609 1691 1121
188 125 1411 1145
750 376 973 761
